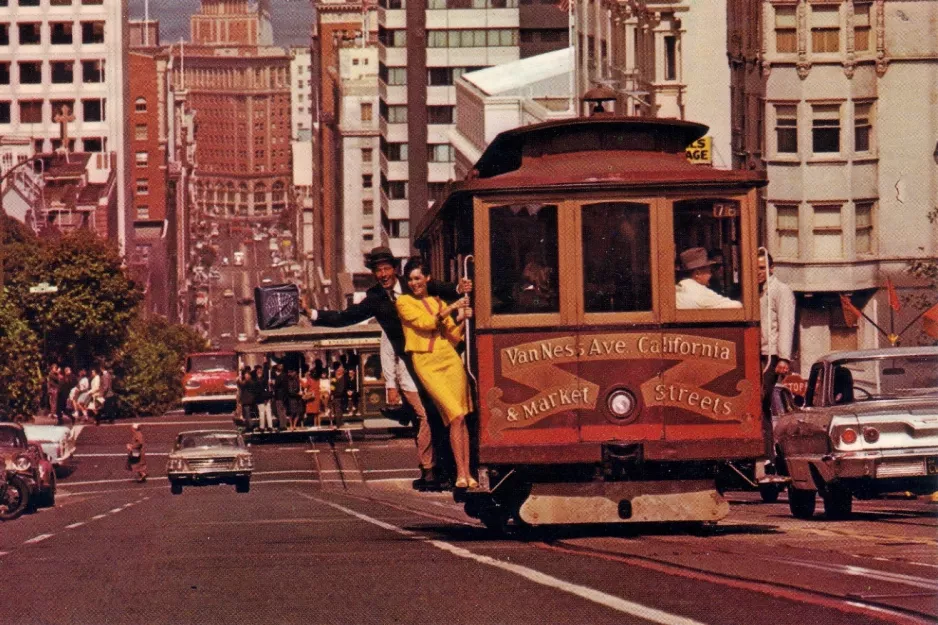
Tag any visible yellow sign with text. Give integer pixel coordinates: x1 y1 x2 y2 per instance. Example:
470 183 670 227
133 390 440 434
685 136 712 165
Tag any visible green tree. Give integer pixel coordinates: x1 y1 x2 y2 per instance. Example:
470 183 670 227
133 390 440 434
2 231 143 367
113 317 207 416
0 291 43 419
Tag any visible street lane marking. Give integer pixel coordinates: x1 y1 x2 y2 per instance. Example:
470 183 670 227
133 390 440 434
65 522 85 529
24 534 53 544
766 557 938 591
302 494 708 625
109 507 123 514
0 551 8 557
91 514 107 520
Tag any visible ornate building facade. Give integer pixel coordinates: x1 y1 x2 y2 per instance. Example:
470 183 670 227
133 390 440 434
182 0 293 222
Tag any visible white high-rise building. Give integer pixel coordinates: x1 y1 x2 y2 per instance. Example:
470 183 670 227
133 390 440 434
339 45 380 289
0 0 131 248
289 46 314 140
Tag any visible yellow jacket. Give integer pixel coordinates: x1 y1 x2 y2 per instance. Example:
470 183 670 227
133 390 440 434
396 295 464 354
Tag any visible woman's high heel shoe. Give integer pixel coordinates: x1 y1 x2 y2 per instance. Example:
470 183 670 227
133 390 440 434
455 477 469 489
467 477 479 489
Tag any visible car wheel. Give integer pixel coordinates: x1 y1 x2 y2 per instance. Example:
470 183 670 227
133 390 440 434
822 486 852 520
788 486 816 519
235 478 250 494
170 481 183 495
759 483 781 504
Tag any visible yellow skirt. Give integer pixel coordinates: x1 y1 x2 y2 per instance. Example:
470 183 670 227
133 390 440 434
412 342 471 424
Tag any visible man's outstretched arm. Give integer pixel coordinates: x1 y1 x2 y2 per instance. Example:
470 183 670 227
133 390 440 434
303 295 378 327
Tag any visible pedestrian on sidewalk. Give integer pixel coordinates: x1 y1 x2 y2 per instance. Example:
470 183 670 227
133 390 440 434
47 364 62 424
126 423 147 482
58 366 76 424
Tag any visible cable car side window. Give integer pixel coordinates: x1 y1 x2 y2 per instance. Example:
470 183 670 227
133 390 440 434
581 201 652 313
673 199 743 310
489 203 559 315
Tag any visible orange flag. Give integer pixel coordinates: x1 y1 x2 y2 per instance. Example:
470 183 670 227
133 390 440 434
923 303 938 339
885 278 901 312
839 294 862 328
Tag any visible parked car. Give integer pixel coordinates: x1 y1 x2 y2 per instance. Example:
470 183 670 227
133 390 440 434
233 251 245 266
223 288 235 298
775 346 938 520
21 424 76 473
166 430 254 494
0 424 52 509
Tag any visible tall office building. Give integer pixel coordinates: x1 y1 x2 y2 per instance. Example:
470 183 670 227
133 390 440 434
0 0 131 249
183 0 293 223
290 46 314 140
376 0 568 255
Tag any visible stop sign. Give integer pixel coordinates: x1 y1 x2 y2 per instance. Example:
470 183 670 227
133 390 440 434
782 373 807 397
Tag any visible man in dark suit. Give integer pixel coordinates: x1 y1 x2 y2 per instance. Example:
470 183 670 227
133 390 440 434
303 246 471 490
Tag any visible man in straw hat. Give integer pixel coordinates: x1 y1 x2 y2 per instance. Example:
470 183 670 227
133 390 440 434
302 246 471 490
675 247 742 310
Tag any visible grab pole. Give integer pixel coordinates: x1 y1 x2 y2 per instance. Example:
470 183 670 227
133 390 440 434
462 254 476 385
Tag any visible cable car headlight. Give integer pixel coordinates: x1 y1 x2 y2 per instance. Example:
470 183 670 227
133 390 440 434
606 389 637 420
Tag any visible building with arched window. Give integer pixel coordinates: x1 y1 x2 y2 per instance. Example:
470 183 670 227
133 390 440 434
179 0 292 222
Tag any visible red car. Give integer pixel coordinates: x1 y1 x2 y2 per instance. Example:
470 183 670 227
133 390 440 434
182 352 239 415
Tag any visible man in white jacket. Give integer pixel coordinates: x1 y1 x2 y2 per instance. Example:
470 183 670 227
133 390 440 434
758 251 796 469
758 251 796 413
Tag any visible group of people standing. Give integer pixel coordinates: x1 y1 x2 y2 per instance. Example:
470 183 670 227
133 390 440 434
237 361 361 432
45 364 115 425
306 246 478 490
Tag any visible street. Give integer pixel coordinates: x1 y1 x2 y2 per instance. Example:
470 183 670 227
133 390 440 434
2 413 936 625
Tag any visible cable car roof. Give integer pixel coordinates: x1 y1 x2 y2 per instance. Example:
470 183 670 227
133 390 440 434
417 116 766 239
237 319 381 354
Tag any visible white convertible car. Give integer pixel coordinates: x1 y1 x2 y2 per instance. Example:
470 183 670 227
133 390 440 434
22 424 77 470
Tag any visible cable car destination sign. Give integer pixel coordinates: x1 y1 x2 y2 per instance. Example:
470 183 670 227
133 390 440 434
486 332 755 436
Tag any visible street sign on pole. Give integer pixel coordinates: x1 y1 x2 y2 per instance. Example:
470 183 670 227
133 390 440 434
29 282 59 294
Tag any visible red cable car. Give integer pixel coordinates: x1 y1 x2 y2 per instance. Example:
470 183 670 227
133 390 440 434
416 113 767 530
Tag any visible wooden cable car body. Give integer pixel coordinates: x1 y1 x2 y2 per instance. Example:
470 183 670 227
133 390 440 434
416 116 767 528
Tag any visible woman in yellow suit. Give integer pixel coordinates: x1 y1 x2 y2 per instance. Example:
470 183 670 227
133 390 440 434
397 257 477 489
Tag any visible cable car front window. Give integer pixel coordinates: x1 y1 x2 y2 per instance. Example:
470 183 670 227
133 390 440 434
582 201 652 313
489 203 559 315
673 199 743 310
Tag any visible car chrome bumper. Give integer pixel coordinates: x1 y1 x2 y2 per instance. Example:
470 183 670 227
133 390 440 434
167 471 251 484
182 395 237 404
790 447 938 490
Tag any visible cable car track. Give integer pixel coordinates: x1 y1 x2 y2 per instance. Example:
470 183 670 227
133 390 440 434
319 486 936 625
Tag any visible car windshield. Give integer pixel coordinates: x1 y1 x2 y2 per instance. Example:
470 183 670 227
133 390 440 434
188 354 238 373
835 355 938 403
177 433 243 450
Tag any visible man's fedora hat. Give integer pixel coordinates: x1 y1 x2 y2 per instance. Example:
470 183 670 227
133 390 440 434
366 246 396 269
678 247 719 272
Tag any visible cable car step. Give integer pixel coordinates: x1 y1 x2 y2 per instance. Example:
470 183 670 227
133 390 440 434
516 481 729 525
